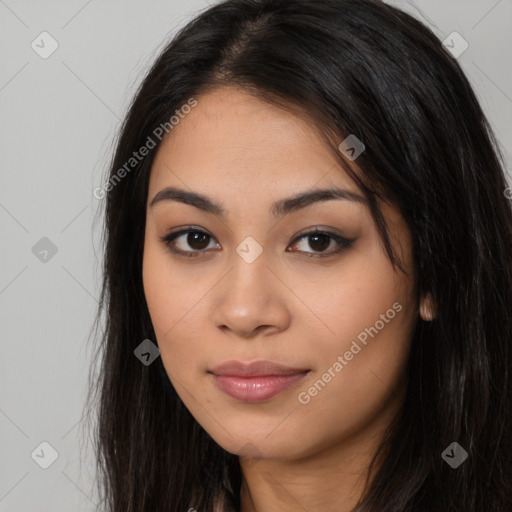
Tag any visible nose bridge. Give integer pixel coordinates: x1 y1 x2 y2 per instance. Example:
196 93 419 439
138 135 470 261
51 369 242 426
228 234 273 301
235 233 266 266
210 235 289 336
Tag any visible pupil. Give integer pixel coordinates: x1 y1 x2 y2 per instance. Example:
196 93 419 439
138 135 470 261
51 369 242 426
310 234 329 251
188 231 209 250
185 232 331 252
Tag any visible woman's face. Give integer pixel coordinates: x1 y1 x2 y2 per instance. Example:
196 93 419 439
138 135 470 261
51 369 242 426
143 86 419 463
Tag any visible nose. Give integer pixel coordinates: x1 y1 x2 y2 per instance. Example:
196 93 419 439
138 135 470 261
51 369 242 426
210 250 291 339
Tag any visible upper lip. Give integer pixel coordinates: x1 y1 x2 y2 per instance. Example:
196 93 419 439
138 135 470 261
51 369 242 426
209 360 310 377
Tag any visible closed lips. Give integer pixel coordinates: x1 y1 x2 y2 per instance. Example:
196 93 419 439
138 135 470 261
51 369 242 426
209 362 311 403
209 360 310 377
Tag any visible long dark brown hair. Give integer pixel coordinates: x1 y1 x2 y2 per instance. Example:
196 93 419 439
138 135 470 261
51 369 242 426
84 0 512 510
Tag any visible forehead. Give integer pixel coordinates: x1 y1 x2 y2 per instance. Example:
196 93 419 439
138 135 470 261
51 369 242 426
149 86 361 198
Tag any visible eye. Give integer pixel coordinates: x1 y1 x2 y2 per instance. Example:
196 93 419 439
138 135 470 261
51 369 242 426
287 229 355 259
159 228 220 258
159 227 355 259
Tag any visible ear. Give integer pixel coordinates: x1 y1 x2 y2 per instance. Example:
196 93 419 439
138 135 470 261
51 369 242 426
419 292 436 321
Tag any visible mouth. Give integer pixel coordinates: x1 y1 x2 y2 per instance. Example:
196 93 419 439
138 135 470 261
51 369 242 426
208 360 311 403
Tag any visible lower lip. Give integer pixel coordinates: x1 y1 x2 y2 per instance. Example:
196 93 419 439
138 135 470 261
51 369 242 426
211 372 309 403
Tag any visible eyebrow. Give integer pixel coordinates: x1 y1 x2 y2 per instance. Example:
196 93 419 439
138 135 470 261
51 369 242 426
150 185 366 218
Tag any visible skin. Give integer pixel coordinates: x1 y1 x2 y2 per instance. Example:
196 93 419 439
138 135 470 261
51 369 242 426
142 86 434 512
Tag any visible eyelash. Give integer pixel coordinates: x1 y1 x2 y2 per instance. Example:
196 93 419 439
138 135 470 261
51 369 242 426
159 227 355 259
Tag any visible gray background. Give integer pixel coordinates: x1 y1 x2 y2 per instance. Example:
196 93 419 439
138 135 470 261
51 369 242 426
0 1 511 510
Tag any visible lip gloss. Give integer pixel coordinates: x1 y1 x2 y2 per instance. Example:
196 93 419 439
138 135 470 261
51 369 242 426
212 372 309 402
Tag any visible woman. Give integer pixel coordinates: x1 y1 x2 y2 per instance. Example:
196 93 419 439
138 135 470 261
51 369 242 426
85 0 512 510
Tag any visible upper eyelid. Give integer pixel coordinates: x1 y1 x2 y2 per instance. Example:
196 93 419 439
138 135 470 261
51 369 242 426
162 227 351 253
164 226 342 242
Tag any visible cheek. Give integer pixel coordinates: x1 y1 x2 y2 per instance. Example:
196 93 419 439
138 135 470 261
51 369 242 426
293 251 413 422
294 310 412 452
142 237 209 381
300 244 410 352
143 235 196 333
142 238 171 331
